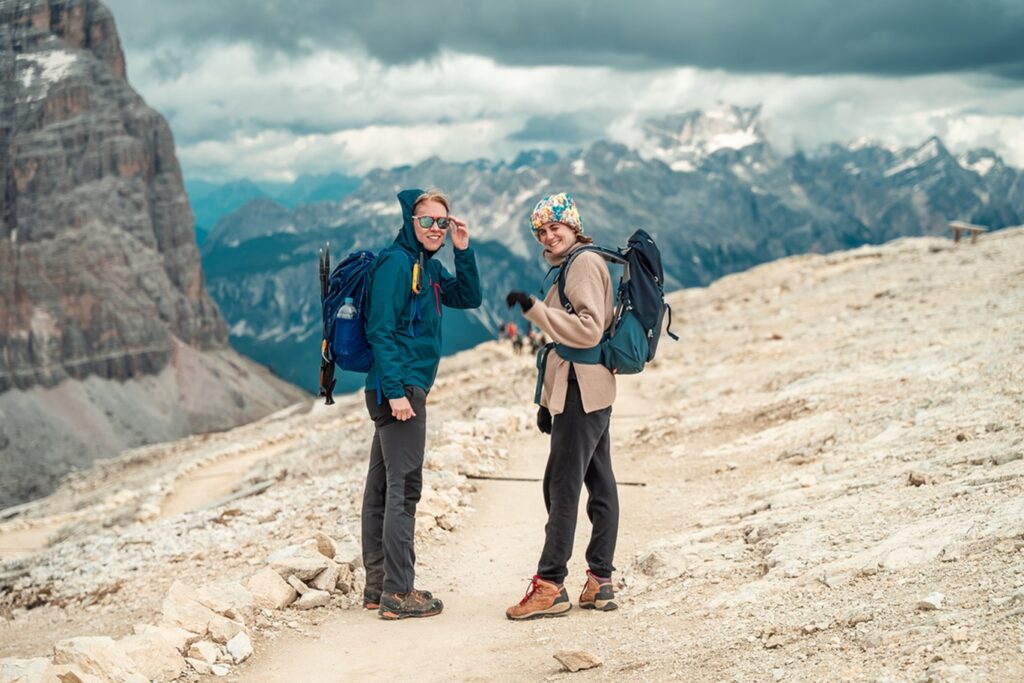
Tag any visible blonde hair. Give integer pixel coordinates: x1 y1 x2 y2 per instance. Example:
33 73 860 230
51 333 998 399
413 189 450 214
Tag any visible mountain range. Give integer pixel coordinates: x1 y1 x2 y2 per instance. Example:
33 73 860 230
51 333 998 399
197 105 1023 393
187 173 362 245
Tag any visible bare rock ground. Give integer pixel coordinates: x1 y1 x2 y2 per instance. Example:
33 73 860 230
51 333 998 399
1 229 1022 682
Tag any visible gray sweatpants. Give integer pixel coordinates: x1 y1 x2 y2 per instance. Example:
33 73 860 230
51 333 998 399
361 386 427 595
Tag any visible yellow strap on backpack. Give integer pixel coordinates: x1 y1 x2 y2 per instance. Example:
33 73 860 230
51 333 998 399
411 261 421 294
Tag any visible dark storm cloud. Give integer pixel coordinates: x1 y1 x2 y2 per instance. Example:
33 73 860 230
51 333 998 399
106 0 1024 79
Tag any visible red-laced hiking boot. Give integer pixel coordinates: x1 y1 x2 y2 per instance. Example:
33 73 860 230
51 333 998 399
579 569 617 611
378 589 443 620
505 575 572 621
363 588 381 610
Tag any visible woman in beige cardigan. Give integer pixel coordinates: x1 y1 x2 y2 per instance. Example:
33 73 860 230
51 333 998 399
504 192 619 620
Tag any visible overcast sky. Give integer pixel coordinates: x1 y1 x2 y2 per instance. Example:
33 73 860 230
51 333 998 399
103 0 1024 182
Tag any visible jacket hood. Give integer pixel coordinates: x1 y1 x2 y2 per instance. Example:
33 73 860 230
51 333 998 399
394 188 440 259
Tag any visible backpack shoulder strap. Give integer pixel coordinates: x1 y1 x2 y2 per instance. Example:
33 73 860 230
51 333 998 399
555 245 627 313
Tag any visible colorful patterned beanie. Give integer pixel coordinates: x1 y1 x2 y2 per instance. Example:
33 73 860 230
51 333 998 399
531 192 583 233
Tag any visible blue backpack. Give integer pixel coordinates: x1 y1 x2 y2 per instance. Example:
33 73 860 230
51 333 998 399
322 250 377 373
535 229 677 402
317 245 419 404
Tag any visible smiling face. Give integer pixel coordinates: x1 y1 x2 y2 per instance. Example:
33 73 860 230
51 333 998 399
533 221 578 258
412 198 449 252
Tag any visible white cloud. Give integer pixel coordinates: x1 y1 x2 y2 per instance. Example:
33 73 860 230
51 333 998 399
126 42 1024 181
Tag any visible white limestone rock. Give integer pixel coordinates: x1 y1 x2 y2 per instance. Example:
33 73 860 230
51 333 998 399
293 589 330 610
225 632 253 664
52 637 147 683
159 581 219 635
207 614 246 645
0 658 59 683
309 561 341 594
117 631 186 683
186 640 220 665
246 567 298 610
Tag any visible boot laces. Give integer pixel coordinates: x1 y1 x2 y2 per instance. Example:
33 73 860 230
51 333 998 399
518 575 542 606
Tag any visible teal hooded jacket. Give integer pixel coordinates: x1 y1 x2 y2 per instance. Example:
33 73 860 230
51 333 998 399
364 189 482 400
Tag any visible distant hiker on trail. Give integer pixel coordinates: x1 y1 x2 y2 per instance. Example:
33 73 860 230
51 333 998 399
503 192 620 620
361 188 482 620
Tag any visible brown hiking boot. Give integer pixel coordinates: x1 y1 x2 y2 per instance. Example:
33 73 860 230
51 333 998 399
506 575 572 621
579 569 617 611
363 588 381 610
378 589 443 620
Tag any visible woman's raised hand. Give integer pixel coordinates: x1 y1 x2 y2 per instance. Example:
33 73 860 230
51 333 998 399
450 218 470 250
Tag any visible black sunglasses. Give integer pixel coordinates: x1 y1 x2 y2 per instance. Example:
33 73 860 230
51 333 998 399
414 216 451 230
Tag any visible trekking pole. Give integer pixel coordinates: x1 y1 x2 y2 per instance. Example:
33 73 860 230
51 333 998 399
465 474 646 487
318 245 336 405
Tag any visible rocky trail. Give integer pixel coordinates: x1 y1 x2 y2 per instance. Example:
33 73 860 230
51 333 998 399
1 230 1023 682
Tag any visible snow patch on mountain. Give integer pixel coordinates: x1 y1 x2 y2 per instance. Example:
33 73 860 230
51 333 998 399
847 136 900 153
639 105 766 171
959 153 998 177
884 138 944 177
16 50 77 98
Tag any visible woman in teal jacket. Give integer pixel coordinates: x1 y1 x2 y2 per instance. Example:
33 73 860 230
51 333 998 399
361 188 481 620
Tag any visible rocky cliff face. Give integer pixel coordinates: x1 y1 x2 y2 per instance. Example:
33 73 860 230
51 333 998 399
0 0 304 507
0 0 227 392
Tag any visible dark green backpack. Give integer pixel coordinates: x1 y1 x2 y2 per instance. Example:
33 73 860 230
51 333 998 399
534 229 677 403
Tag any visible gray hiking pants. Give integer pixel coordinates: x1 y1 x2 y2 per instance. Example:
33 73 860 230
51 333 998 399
361 386 427 595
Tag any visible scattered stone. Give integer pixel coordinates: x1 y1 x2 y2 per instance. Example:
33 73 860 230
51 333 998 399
225 632 253 664
309 561 341 594
0 658 59 683
207 614 246 645
131 624 199 655
186 640 220 665
553 650 602 673
287 575 309 595
908 471 934 486
821 573 848 589
195 582 256 624
993 450 1022 466
333 540 361 567
845 609 874 627
52 637 147 683
49 665 101 683
185 657 212 675
160 581 220 634
293 589 330 610
246 568 298 610
949 629 970 644
772 668 785 681
312 531 337 559
118 631 186 683
918 593 945 611
336 563 355 594
269 546 331 581
801 621 831 634
798 475 816 488
210 663 231 677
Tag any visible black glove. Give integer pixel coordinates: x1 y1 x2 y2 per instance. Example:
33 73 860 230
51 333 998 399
536 406 552 434
505 291 533 312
